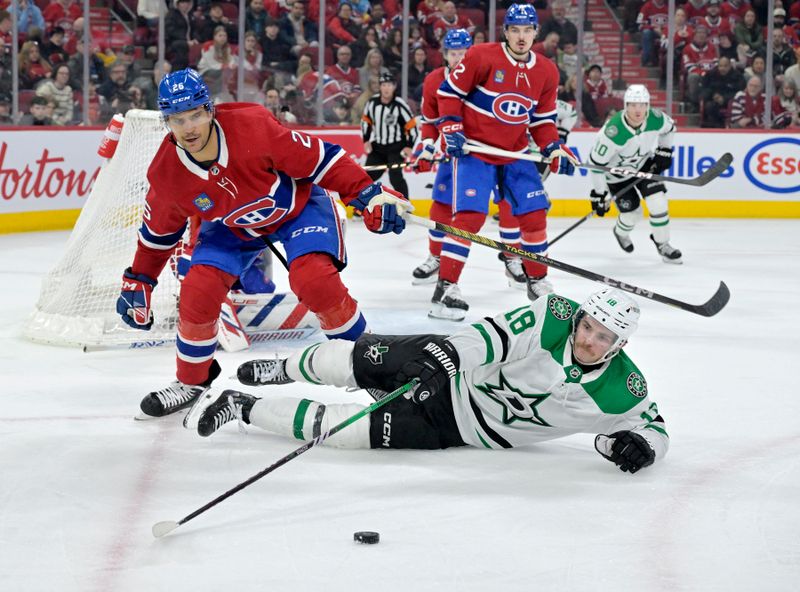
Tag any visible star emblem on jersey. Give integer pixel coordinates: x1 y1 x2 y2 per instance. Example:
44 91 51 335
364 343 389 366
548 296 573 321
626 372 647 398
476 371 551 427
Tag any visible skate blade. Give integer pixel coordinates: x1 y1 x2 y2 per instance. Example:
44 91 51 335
428 303 467 321
661 256 684 265
412 275 439 286
133 412 160 421
182 389 218 430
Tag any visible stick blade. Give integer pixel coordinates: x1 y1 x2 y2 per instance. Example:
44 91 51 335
692 153 733 186
691 281 730 317
152 520 180 538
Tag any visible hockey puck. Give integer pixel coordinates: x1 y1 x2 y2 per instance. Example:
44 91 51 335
353 531 380 544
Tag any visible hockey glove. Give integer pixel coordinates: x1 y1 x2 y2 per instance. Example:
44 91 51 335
542 140 579 176
116 267 157 330
351 182 414 235
590 190 611 217
394 337 460 404
651 146 674 174
412 139 436 172
436 116 467 158
595 431 656 474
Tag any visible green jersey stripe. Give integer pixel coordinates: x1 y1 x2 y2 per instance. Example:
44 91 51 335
292 398 312 440
471 322 495 365
644 424 668 437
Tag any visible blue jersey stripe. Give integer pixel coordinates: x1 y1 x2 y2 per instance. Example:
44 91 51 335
138 221 187 249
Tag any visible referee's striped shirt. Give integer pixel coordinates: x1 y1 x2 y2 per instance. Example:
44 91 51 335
361 95 419 147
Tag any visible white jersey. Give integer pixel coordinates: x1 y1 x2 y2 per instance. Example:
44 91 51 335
556 99 577 141
446 294 669 460
589 108 675 193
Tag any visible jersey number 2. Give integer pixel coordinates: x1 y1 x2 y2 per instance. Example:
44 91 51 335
290 131 312 148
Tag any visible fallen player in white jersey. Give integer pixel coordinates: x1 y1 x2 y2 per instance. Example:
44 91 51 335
190 287 668 474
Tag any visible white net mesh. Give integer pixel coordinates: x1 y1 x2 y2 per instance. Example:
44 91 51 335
24 110 183 348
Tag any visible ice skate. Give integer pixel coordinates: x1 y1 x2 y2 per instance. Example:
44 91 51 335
196 389 259 437
429 279 469 321
138 359 221 419
498 252 526 290
412 254 440 285
237 357 294 386
613 226 634 253
526 276 554 302
650 234 683 264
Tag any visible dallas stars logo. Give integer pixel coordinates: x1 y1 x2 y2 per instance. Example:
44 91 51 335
626 372 647 398
364 343 389 366
475 371 551 427
548 296 573 321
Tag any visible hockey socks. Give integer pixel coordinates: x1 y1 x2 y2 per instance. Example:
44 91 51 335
289 253 367 341
248 397 371 448
428 200 450 257
517 209 549 279
439 210 485 283
285 340 358 387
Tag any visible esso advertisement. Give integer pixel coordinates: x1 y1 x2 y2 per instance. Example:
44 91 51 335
742 137 800 194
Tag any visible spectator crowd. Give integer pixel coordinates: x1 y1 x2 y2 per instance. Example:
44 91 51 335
1 0 796 128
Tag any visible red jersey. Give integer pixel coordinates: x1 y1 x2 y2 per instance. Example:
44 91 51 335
432 14 475 39
42 1 82 28
681 41 719 75
721 0 750 23
325 63 361 97
637 0 669 32
699 15 732 45
584 77 610 101
420 66 447 142
437 43 560 164
132 103 372 279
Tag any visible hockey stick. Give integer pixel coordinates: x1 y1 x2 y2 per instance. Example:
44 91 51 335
464 143 734 187
406 214 729 317
152 379 419 538
363 157 450 172
548 211 595 247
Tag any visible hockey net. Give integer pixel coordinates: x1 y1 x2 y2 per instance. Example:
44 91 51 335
24 109 182 348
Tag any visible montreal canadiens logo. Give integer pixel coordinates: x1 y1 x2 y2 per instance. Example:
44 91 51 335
743 137 800 194
491 93 534 125
223 196 288 228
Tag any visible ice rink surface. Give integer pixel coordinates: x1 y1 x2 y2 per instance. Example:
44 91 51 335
1 217 799 592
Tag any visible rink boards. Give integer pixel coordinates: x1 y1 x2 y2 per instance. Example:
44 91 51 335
1 126 798 233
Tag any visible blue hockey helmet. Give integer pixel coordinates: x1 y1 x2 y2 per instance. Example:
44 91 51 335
443 28 473 50
157 68 213 117
504 3 539 27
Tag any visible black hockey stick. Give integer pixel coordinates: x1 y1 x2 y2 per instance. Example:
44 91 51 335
152 379 418 538
363 157 450 172
465 144 734 187
407 214 729 317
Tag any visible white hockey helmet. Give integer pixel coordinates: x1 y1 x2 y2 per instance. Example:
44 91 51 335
571 288 640 362
623 84 651 107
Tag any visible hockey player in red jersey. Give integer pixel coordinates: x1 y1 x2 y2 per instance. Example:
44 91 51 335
432 3 579 320
116 69 411 419
411 28 527 292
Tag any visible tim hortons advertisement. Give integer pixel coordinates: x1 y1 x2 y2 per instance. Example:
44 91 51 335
0 129 103 213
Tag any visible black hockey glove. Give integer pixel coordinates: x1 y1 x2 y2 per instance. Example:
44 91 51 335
394 337 460 404
595 431 655 474
651 146 674 174
590 190 611 217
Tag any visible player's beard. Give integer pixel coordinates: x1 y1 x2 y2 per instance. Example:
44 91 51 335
173 119 216 155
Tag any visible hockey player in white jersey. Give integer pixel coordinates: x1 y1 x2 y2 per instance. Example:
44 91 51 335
192 287 668 474
588 84 683 263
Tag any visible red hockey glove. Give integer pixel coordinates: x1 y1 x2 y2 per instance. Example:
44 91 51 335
436 116 466 158
542 140 579 176
351 183 414 235
116 267 157 329
412 140 436 173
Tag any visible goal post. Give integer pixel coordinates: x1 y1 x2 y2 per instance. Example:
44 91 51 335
23 110 182 348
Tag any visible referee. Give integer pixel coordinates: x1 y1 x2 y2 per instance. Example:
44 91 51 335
361 73 418 198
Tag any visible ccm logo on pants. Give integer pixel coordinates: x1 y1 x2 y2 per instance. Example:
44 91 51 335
382 412 392 448
291 226 329 239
